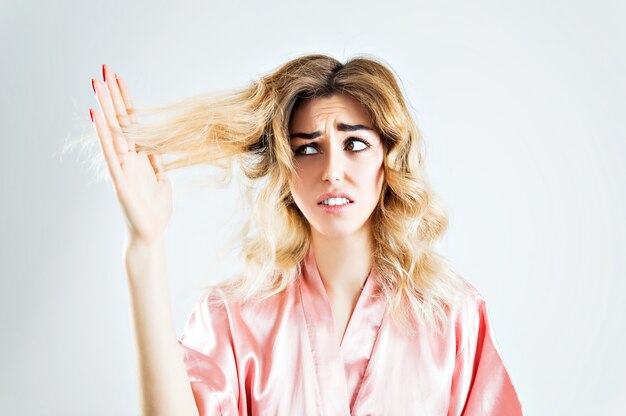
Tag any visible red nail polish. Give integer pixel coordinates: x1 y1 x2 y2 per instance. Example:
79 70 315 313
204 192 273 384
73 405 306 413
102 64 107 82
89 108 94 123
91 78 96 94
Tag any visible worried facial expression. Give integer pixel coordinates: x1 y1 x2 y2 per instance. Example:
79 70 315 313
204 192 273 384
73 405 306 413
288 94 385 239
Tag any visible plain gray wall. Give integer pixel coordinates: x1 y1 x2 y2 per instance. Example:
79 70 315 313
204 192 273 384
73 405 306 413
1 0 625 414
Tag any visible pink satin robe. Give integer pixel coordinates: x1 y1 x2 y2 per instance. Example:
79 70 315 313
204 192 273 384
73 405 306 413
178 247 523 415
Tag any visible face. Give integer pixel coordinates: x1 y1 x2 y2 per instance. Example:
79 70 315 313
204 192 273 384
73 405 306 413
288 94 385 239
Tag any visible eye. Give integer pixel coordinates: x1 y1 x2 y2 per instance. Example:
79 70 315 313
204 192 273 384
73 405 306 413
346 138 370 152
294 144 318 156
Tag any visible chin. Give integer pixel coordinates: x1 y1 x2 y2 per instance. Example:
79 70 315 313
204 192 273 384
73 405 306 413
310 221 365 240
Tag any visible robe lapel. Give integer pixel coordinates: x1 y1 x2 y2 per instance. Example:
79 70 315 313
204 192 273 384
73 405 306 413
339 265 386 411
299 246 386 414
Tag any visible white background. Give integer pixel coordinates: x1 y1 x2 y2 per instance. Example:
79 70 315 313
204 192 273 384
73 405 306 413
1 0 625 414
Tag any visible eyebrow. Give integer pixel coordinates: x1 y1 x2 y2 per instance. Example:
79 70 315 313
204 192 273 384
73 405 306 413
289 123 373 140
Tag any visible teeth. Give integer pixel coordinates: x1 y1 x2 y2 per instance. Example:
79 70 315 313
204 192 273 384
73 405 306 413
320 197 350 206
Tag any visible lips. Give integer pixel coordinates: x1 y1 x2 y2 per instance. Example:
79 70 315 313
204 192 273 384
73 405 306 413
316 192 354 204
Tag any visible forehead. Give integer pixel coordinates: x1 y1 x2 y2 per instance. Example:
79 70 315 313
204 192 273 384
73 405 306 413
289 94 372 130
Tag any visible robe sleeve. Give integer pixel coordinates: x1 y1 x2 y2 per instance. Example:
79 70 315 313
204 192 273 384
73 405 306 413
177 290 239 416
448 297 523 415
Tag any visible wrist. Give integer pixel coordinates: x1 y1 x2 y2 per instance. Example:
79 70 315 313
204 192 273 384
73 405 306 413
123 225 166 249
123 236 166 262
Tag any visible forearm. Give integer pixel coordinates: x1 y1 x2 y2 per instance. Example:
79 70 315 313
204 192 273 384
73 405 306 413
124 238 199 416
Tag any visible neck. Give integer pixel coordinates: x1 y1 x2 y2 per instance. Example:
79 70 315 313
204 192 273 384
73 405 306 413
310 224 375 299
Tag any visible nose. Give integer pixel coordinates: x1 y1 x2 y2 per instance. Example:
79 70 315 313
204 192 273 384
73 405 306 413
321 141 345 183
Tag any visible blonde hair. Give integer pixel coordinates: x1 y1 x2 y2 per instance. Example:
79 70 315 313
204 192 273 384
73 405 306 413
81 54 467 335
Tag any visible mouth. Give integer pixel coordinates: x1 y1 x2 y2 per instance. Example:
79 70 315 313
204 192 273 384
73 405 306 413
317 197 353 207
316 192 354 205
316 195 354 213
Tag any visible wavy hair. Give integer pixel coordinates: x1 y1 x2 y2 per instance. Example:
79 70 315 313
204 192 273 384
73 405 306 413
78 54 467 335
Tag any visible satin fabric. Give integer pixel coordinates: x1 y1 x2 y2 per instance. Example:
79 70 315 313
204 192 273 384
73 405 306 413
178 247 523 415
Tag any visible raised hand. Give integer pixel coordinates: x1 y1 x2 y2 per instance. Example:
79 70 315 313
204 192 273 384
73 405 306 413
90 64 172 246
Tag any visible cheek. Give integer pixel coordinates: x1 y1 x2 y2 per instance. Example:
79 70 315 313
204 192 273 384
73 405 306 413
288 173 311 209
359 158 385 194
375 168 385 194
289 165 312 194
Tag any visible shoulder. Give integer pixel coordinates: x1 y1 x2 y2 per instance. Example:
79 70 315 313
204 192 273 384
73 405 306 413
453 273 487 313
188 275 297 326
187 286 230 318
185 284 247 332
439 271 486 320
446 273 489 354
190 274 251 315
181 278 299 355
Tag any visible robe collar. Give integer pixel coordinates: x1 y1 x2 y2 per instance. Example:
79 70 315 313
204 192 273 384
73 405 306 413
299 245 387 414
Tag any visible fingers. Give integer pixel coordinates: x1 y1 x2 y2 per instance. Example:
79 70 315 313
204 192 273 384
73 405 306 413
113 73 138 150
102 64 132 130
148 153 162 173
114 74 137 123
148 153 167 182
90 107 123 186
93 77 130 155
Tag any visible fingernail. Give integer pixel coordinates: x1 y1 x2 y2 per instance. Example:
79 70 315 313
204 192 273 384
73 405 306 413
89 108 94 123
91 78 96 94
102 64 107 82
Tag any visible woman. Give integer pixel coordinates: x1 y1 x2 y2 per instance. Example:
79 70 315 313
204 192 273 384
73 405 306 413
89 54 522 415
